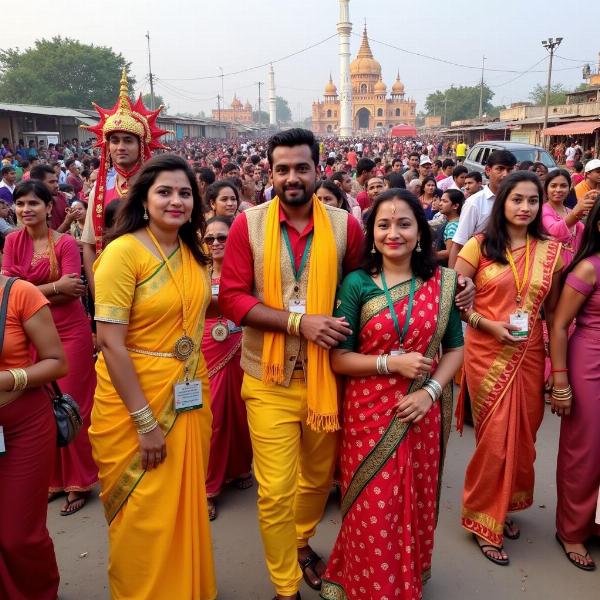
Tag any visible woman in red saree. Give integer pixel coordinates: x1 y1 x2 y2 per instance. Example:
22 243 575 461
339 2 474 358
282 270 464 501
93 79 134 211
0 275 67 599
321 190 464 600
2 180 98 515
455 171 562 565
201 216 252 520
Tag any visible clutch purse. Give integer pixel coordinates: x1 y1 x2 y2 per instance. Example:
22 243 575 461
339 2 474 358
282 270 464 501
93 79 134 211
50 381 83 447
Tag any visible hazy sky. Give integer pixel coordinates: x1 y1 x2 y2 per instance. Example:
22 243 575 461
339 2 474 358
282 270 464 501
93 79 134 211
5 0 600 119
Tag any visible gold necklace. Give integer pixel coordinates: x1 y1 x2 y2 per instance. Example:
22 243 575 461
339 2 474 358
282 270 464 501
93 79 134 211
146 227 195 361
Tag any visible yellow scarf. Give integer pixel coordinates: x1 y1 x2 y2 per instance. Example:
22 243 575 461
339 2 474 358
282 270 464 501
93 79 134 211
261 195 340 432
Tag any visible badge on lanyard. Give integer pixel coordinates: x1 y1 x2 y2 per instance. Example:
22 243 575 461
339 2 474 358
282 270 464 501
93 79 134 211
174 379 203 413
0 426 6 456
390 349 406 356
381 271 416 356
282 225 312 317
211 283 220 296
509 310 529 339
211 321 230 342
227 319 242 334
288 298 306 314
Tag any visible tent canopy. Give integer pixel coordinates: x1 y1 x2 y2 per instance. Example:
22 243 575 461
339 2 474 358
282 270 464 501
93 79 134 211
541 120 600 136
390 124 417 137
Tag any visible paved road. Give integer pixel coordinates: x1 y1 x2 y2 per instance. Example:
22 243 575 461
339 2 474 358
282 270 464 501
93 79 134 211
49 404 599 599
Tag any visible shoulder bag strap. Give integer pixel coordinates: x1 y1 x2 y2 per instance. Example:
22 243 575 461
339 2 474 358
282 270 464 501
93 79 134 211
0 277 17 357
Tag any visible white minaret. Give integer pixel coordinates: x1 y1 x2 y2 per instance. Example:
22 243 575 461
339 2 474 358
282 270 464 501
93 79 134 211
337 0 353 137
268 63 277 127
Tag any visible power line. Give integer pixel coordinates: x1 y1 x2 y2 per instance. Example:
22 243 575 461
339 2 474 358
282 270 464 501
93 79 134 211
159 34 337 82
489 56 548 88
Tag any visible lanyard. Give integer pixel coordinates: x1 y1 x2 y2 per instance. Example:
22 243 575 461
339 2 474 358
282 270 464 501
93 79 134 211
146 227 190 335
506 235 530 306
381 270 416 351
281 225 313 282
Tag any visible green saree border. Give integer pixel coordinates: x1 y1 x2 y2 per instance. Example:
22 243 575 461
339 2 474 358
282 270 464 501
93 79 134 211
340 268 457 519
102 263 209 525
136 246 180 288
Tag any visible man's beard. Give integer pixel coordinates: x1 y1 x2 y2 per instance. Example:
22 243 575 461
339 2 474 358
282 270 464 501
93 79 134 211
278 184 313 206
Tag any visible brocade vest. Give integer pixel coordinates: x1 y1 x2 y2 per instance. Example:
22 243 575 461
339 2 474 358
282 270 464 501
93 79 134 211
241 201 349 386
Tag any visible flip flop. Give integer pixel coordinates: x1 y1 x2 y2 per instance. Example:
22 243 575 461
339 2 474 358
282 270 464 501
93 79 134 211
60 494 87 516
473 534 509 566
555 533 596 571
298 549 325 590
504 518 521 540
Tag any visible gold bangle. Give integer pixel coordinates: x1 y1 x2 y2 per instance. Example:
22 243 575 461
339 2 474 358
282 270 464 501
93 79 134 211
287 312 296 336
8 368 27 392
52 282 58 295
287 312 303 337
137 419 159 435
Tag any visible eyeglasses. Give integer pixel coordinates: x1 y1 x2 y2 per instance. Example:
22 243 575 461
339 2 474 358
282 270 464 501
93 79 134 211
204 234 228 245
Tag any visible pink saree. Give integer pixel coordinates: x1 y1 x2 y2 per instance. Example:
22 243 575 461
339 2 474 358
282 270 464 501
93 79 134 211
2 229 98 493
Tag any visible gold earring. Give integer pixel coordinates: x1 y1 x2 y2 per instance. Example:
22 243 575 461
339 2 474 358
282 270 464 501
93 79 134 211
143 207 149 221
371 243 377 254
415 240 422 253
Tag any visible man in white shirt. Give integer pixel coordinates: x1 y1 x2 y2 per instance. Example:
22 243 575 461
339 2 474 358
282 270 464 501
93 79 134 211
438 165 468 192
448 150 517 267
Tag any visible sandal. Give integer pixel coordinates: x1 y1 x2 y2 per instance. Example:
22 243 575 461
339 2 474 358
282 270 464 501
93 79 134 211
60 493 87 516
298 548 325 590
207 499 217 521
473 534 509 566
503 518 520 540
233 475 253 490
555 533 596 571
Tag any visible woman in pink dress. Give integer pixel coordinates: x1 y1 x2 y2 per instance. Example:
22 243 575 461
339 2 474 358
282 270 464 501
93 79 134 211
201 216 252 520
3 180 98 515
550 199 600 571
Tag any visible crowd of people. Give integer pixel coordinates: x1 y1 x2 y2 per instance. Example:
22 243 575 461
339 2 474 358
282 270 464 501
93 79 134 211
1 73 600 600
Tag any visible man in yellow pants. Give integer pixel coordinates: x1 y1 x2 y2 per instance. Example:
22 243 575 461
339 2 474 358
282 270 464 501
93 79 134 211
219 129 364 600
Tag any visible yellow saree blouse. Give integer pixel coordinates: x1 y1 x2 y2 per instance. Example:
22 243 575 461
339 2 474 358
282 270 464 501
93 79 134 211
90 233 217 600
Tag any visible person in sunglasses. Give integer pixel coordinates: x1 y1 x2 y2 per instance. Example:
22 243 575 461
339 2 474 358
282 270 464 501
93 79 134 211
201 217 253 521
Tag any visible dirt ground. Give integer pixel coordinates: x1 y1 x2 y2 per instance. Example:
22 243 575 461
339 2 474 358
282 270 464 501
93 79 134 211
48 405 599 599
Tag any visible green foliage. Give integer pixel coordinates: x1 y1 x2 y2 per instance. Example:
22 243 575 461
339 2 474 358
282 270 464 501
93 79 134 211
252 110 269 123
424 84 495 123
0 37 133 108
276 96 292 123
141 93 167 111
528 83 568 106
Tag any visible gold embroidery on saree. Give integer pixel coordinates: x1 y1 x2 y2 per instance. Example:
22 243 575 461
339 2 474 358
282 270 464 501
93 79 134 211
95 303 130 324
207 337 243 379
341 269 457 518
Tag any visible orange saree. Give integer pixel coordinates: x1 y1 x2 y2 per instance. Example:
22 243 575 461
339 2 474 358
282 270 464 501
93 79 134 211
457 235 561 546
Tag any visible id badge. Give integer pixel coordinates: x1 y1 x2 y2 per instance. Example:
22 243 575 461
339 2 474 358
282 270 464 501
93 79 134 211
0 426 5 456
288 298 306 314
390 348 405 356
509 311 529 339
227 320 242 334
211 284 220 296
173 380 203 413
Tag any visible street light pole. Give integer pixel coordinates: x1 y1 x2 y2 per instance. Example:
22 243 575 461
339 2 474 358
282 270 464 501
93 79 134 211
478 55 486 118
542 37 563 147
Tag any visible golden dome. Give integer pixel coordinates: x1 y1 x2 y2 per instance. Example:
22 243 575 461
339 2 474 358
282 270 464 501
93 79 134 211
392 72 405 94
350 26 382 77
324 75 338 95
374 78 387 93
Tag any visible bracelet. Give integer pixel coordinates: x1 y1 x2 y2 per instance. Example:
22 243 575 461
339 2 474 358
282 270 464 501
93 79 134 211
287 312 303 337
52 282 58 295
425 378 443 399
422 384 437 404
129 405 156 428
551 368 568 374
7 368 28 392
551 385 572 400
137 419 159 435
468 312 483 329
376 354 391 375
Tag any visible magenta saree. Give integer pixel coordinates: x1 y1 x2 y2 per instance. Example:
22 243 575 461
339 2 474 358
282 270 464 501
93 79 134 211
321 268 461 600
2 229 98 493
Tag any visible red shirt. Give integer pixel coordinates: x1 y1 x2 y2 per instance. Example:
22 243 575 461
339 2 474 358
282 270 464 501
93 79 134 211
356 190 370 212
219 204 365 325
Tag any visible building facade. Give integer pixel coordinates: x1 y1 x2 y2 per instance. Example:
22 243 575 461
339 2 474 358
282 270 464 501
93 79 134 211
312 26 416 135
211 95 253 124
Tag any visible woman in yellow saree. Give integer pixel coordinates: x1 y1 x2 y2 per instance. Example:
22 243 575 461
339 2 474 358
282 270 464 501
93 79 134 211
90 155 217 600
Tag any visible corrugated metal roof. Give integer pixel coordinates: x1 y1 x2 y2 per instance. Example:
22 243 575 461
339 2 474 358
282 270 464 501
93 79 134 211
0 103 89 118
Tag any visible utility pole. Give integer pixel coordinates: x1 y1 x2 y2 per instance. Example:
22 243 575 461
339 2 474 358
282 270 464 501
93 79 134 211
145 31 155 110
256 81 263 126
478 55 486 118
217 94 221 125
443 96 448 126
218 66 225 105
542 36 563 147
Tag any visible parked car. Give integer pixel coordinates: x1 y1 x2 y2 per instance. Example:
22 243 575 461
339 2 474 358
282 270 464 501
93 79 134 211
463 141 557 176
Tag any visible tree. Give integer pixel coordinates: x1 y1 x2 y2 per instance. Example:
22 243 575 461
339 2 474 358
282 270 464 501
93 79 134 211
141 93 167 111
528 83 568 106
424 84 495 124
252 110 269 124
0 37 133 108
276 96 292 123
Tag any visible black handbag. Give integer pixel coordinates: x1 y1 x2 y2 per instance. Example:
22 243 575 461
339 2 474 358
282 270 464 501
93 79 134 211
0 276 82 447
50 381 83 447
